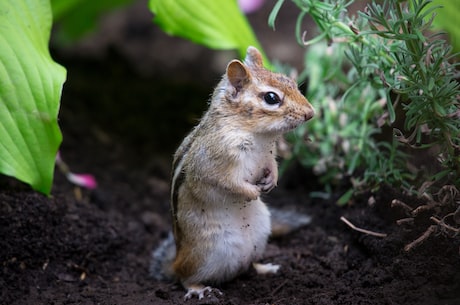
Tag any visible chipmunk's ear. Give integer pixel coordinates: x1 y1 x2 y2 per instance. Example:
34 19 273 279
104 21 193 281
227 60 251 92
244 46 264 68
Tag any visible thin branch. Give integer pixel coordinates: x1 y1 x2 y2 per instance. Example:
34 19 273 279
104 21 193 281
430 216 460 233
404 225 437 252
391 199 413 215
271 279 289 297
340 216 387 238
396 217 414 226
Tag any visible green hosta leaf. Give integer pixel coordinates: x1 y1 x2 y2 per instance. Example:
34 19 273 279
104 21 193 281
432 1 460 53
149 0 270 66
50 0 134 43
420 0 460 53
0 0 66 194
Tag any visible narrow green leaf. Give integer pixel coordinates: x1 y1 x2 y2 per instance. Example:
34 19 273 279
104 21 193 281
148 0 270 66
337 188 354 206
384 89 396 123
0 0 66 194
268 0 285 30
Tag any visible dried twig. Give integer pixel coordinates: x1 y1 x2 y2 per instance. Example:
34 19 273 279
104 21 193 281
430 216 460 234
271 279 289 296
396 217 414 226
391 199 413 215
340 216 387 238
404 225 437 252
412 201 440 216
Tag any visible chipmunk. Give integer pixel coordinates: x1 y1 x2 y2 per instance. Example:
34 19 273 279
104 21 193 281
150 47 314 300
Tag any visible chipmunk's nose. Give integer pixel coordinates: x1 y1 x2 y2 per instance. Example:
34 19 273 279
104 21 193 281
304 105 315 121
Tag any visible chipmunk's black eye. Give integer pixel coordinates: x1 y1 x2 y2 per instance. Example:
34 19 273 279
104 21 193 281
263 92 281 105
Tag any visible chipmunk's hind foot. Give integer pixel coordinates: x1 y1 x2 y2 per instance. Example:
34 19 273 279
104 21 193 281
184 285 222 300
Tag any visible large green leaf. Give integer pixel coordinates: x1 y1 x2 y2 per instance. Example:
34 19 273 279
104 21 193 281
50 0 134 43
0 0 66 194
430 1 460 53
149 0 270 66
418 0 460 54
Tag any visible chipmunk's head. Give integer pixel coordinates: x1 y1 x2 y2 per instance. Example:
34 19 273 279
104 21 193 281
219 46 314 135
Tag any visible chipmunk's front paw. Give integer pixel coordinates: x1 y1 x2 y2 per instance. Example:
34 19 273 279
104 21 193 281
184 285 222 300
256 168 277 193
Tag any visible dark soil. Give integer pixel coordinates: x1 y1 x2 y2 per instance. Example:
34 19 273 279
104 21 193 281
1 1 460 304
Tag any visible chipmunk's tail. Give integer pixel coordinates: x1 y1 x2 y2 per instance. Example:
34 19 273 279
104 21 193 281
269 207 312 238
149 232 176 281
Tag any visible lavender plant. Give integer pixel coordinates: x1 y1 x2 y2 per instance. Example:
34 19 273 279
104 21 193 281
272 0 459 203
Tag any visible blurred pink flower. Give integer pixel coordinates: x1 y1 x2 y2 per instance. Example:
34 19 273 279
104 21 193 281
66 173 98 189
56 152 98 189
238 0 265 14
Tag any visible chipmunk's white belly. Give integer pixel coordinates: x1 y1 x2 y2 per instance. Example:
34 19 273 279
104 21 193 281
192 198 271 284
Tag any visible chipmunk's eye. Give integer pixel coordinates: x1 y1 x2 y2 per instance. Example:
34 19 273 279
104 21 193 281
263 92 281 105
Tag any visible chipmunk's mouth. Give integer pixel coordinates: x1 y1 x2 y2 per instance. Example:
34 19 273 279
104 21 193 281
259 112 314 135
277 121 306 133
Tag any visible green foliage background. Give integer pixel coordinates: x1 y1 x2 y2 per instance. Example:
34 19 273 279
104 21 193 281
1 0 458 196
